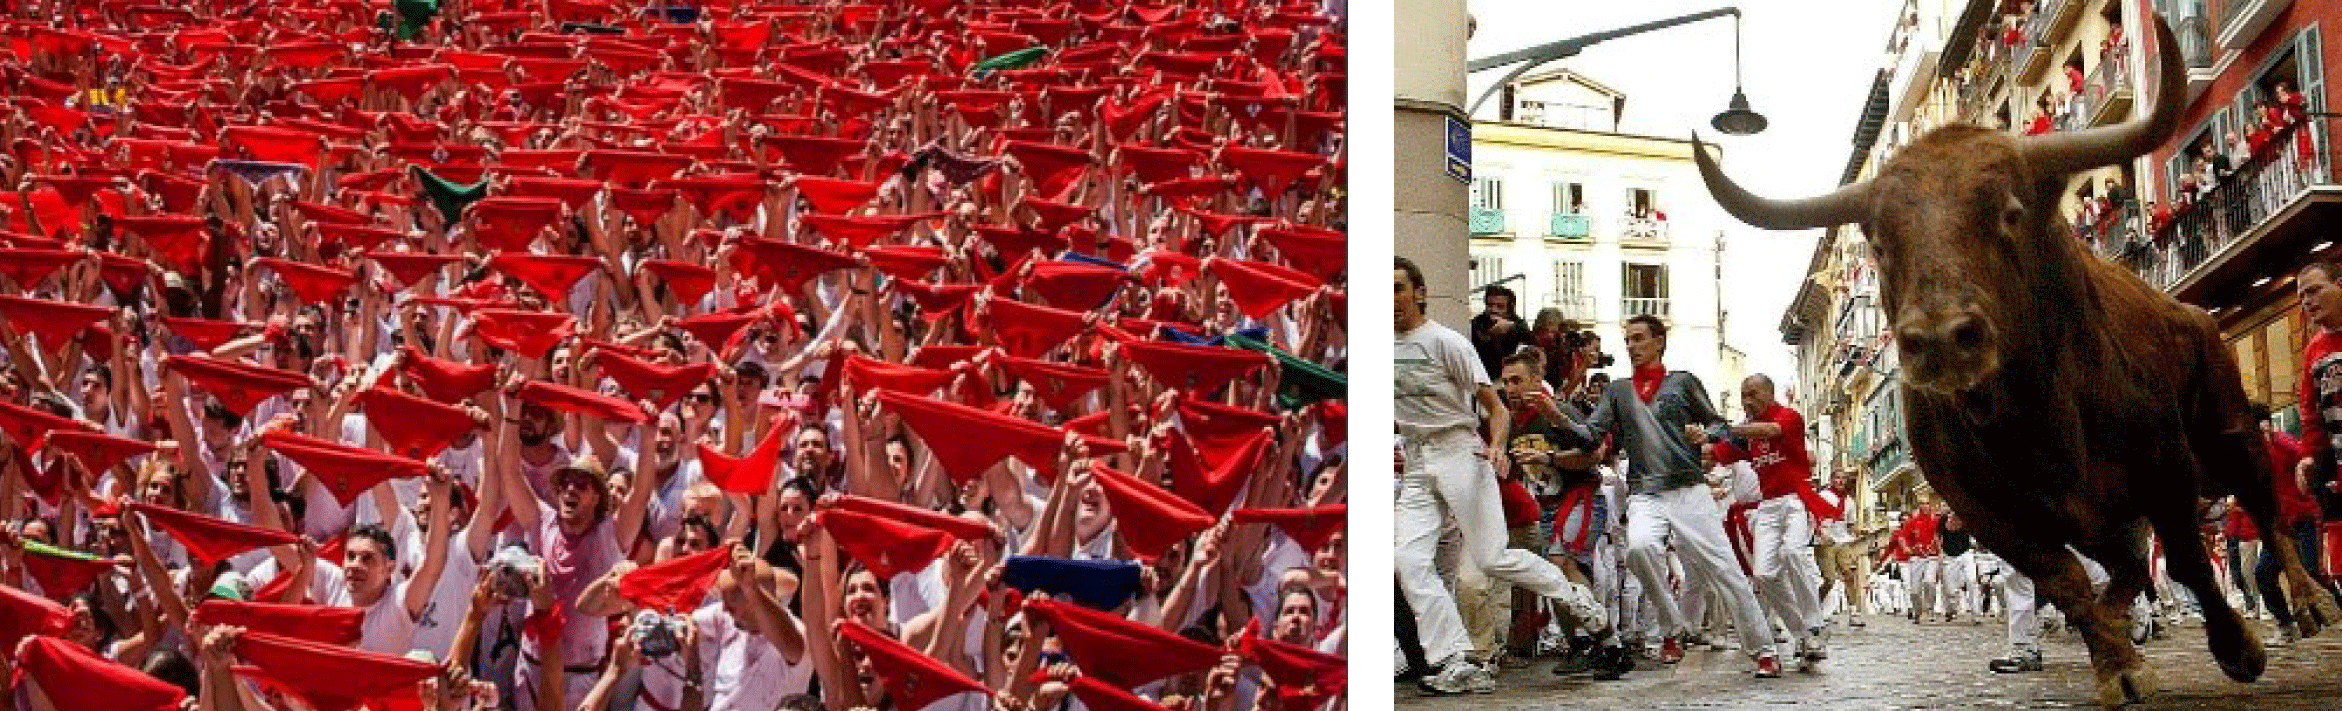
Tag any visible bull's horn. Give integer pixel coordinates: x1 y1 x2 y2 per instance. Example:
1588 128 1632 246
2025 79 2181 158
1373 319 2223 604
2016 16 2185 176
1694 135 1872 230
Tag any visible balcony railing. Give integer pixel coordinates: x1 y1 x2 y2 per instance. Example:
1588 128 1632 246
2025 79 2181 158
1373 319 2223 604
1549 295 1596 323
2072 199 2142 259
2015 0 2063 81
2130 117 2332 291
1547 213 1590 238
2076 43 2132 127
2178 12 2212 69
1958 47 2013 123
1621 297 1670 320
1621 216 1668 243
1468 207 1506 235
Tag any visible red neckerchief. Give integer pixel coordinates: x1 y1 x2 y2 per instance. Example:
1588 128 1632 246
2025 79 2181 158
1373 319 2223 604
1632 364 1667 403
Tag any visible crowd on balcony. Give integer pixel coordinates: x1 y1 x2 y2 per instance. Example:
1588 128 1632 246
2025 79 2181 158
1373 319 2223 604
2143 80 2317 238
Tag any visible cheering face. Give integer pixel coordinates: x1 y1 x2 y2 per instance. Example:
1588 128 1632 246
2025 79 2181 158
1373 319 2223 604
883 440 911 480
550 348 574 382
66 597 100 646
141 468 184 509
842 569 886 625
343 537 395 604
553 471 603 528
792 428 834 476
1313 531 1344 573
78 373 106 414
1272 590 1318 644
516 406 558 447
775 489 813 540
655 414 681 459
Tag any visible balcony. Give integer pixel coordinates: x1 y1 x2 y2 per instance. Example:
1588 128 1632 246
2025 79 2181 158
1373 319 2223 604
2013 0 2063 84
1468 207 1506 235
1958 48 2012 124
1620 216 1668 246
2075 44 2132 128
2130 118 2342 306
1547 213 1590 239
2181 12 2218 104
2215 0 2293 53
1550 295 1596 323
1621 297 1670 320
2072 199 2141 259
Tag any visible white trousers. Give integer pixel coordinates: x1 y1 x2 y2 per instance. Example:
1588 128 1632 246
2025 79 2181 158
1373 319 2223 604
2003 548 2112 650
1622 485 1777 657
1749 495 1825 637
1397 428 1602 665
1942 551 1977 615
1905 557 1940 616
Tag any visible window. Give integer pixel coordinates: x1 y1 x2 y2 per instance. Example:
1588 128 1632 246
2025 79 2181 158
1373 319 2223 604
1552 182 1585 214
1470 253 1508 291
1621 263 1669 318
1471 178 1504 210
1551 259 1589 320
1626 188 1657 219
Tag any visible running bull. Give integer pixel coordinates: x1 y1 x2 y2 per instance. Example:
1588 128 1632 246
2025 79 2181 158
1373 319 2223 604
1691 16 2339 707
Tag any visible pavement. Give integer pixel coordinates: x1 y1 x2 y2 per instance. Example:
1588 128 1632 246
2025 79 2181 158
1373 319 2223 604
1396 611 2342 709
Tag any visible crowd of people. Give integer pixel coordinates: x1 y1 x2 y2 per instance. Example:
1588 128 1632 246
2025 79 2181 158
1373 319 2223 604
1392 255 2342 697
0 1 1349 710
1397 260 1849 693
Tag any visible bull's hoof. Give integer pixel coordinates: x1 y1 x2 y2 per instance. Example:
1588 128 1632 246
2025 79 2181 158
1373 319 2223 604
2213 634 2266 682
2094 667 2155 708
2293 588 2340 638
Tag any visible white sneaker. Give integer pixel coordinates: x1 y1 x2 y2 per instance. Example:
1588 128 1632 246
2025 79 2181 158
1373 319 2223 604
1421 658 1496 695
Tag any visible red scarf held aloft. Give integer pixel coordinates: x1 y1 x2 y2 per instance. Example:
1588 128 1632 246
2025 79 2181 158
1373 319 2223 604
1023 599 1223 688
1088 462 1216 562
192 600 365 645
488 252 603 301
162 355 314 416
0 295 113 353
470 308 576 359
698 417 790 494
395 346 499 403
353 386 479 460
639 259 718 305
254 258 357 305
16 635 187 711
129 503 303 566
1233 505 1347 553
517 380 650 424
837 621 991 710
983 296 1090 359
258 430 431 506
874 389 1065 484
232 629 442 711
820 508 957 579
992 355 1109 413
593 350 716 411
1166 427 1272 515
618 542 735 613
1120 340 1271 395
1206 256 1322 319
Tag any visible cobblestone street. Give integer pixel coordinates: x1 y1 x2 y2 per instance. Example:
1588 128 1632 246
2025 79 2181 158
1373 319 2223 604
1397 612 2342 709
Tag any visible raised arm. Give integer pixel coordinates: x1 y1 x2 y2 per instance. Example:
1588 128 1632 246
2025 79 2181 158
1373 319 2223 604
403 470 455 620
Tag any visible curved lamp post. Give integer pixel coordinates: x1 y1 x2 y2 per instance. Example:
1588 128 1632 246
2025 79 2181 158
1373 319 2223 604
1468 7 1766 136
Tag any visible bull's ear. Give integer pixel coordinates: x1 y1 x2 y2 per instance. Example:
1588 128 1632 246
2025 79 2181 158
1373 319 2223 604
2016 15 2185 176
1694 134 1871 231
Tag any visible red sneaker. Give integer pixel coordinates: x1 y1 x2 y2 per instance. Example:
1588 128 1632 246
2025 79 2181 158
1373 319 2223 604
1754 653 1783 678
1658 636 1685 664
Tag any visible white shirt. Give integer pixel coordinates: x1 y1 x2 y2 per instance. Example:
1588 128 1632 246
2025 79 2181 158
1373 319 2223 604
1394 321 1484 435
356 576 420 655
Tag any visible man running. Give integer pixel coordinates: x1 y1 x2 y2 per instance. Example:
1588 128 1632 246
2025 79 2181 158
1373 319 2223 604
1700 375 1833 669
1535 315 1787 677
1395 258 1627 694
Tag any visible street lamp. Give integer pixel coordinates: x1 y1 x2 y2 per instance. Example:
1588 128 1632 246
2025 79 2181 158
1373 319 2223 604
1709 14 1767 136
1467 7 1765 136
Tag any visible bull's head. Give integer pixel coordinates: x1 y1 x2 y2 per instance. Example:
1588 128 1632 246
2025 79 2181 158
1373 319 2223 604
1695 19 2184 394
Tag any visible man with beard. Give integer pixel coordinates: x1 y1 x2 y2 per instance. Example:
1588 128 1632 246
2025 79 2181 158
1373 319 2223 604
503 400 661 711
1539 315 1785 678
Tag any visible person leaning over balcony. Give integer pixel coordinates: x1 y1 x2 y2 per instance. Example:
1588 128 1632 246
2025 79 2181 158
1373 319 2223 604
2278 81 2319 168
2250 100 2279 158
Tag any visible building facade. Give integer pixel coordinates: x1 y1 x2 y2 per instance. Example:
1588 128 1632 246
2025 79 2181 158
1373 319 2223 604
1467 70 1734 387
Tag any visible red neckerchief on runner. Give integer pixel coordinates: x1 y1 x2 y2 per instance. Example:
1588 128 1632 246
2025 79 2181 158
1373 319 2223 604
1632 364 1667 403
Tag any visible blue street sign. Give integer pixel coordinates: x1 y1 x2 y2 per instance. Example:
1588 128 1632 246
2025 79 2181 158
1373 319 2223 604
1445 115 1470 183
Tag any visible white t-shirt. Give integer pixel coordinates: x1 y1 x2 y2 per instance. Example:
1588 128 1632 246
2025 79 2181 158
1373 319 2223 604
1394 321 1485 436
405 533 484 658
708 606 810 711
356 578 420 655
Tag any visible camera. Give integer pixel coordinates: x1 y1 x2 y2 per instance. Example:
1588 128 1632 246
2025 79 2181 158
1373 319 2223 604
486 546 542 599
631 610 686 658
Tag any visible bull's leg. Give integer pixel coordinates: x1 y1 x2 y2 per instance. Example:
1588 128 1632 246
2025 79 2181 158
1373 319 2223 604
2076 527 2156 706
1996 537 2144 706
2144 497 2264 682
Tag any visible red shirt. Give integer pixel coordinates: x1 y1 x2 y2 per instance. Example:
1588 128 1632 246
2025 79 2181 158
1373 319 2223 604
1899 511 1943 555
2268 431 2319 525
2298 329 2342 464
1745 404 1813 500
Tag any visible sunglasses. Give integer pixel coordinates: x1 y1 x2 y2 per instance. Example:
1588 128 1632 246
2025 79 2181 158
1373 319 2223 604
691 393 717 403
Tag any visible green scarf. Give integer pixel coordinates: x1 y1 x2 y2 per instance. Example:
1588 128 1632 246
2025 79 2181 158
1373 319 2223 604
1224 333 1345 409
413 164 489 226
972 46 1048 73
394 0 441 41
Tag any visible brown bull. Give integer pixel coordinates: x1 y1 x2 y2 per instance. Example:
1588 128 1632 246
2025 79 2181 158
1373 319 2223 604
1693 17 2339 707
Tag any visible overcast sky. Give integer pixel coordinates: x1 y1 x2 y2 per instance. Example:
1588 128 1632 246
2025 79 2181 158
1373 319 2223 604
1465 0 1904 394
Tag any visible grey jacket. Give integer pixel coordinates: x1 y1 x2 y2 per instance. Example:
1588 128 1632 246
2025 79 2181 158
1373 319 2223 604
1549 372 1728 495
